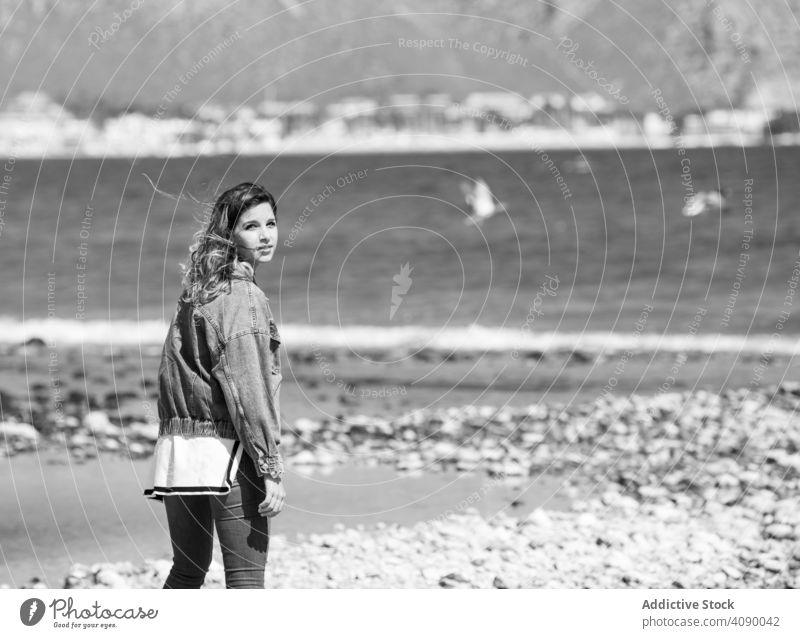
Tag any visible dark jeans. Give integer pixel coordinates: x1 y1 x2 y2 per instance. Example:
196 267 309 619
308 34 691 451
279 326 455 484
162 453 270 589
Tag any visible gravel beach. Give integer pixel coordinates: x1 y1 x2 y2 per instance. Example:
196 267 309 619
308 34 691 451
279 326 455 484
3 380 799 588
49 495 799 589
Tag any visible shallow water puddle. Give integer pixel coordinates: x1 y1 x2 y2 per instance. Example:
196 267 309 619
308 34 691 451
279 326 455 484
0 451 570 586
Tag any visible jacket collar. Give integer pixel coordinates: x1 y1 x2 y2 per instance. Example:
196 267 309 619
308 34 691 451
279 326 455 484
230 261 256 283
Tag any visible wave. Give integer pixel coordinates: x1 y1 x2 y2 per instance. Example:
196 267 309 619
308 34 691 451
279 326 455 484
0 317 797 356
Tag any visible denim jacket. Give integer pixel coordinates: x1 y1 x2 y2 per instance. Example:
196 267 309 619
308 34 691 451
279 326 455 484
157 275 284 479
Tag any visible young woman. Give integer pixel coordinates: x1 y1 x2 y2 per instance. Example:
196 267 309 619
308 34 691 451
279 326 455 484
144 182 285 589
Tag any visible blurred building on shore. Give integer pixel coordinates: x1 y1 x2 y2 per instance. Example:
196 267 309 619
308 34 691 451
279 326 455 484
0 89 792 158
0 92 100 156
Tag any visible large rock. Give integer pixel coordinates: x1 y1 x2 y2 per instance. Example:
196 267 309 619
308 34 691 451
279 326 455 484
0 421 40 441
432 441 457 459
64 564 91 589
69 433 93 449
396 452 424 471
83 411 122 437
126 422 159 442
127 442 147 456
94 568 128 589
293 417 320 435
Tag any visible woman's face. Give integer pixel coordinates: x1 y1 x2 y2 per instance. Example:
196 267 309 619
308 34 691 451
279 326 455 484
232 202 277 267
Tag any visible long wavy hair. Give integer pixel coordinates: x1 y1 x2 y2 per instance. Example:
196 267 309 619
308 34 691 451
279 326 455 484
180 182 278 305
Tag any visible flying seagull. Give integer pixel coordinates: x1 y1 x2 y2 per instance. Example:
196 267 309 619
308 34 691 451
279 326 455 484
461 178 504 226
682 189 730 217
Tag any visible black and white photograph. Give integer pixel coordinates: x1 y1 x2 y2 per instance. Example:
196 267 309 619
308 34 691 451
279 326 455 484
0 0 798 631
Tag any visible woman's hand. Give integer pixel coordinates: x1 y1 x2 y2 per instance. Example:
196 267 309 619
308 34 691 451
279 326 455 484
258 475 286 517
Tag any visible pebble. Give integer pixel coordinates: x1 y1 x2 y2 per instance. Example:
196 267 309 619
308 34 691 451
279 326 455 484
69 433 92 449
397 453 424 471
760 558 785 573
127 422 159 442
438 573 471 588
315 449 339 466
100 439 120 451
83 411 121 437
294 418 320 434
525 508 553 527
432 441 457 459
721 565 742 580
764 523 795 540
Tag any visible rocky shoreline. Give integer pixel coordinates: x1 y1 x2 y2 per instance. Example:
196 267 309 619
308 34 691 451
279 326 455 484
3 383 799 588
17 495 800 589
3 382 800 500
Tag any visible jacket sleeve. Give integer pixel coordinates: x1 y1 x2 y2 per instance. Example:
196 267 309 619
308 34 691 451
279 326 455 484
212 328 284 479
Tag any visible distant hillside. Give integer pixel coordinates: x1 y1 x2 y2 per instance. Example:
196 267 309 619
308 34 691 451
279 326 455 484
0 0 797 115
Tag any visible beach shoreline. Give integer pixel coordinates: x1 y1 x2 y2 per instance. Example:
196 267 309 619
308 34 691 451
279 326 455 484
2 346 799 587
6 131 797 161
